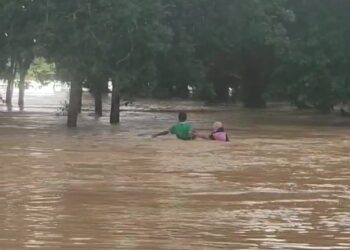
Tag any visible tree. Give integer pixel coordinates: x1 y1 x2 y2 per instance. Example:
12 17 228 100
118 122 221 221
0 0 18 107
273 0 350 113
43 0 100 127
189 0 293 107
0 0 42 108
40 0 169 126
97 0 169 123
4 0 350 119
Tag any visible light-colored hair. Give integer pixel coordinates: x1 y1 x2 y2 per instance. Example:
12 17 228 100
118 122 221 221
213 121 223 131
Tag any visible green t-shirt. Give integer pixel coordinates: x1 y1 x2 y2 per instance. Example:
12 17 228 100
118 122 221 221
169 122 193 140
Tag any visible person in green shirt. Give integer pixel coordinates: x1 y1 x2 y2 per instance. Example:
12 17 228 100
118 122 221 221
152 111 195 140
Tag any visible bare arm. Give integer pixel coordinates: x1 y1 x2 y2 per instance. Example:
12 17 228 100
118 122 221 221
152 130 169 138
194 131 210 140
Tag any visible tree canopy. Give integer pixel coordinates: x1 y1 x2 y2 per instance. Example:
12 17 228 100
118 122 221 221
1 0 350 126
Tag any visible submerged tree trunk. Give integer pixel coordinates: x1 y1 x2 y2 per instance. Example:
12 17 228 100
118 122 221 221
241 66 267 108
77 85 83 113
174 84 189 99
241 81 266 108
240 46 274 108
213 81 229 102
17 54 33 110
94 87 103 117
6 79 14 107
6 59 16 107
110 79 120 124
18 69 26 109
67 81 82 127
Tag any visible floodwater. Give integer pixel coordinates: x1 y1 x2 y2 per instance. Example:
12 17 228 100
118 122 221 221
0 86 350 249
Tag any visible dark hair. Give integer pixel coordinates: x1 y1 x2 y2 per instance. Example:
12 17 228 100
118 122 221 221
178 111 187 122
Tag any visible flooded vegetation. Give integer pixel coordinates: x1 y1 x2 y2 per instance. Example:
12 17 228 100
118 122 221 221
0 89 349 249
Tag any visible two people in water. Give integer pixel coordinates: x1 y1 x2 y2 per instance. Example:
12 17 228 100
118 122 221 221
152 111 229 142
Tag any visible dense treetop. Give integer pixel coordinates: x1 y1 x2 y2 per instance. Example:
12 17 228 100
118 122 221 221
1 0 350 125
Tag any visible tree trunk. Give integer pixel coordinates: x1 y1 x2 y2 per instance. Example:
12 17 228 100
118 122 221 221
213 82 229 102
94 88 103 117
16 54 33 110
174 84 189 99
241 82 266 108
78 85 83 113
18 70 26 109
241 66 266 108
102 81 111 93
6 59 16 107
6 79 14 107
67 81 82 127
240 46 274 108
110 80 120 124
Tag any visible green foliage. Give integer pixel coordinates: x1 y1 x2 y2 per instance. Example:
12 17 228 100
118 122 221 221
334 78 350 106
269 0 350 112
1 0 350 114
27 57 55 84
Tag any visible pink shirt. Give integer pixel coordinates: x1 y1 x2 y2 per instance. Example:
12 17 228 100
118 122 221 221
211 132 228 142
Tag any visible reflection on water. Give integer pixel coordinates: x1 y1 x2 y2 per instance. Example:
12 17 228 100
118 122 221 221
0 88 350 249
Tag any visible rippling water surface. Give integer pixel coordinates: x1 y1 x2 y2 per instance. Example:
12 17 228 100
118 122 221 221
0 87 349 249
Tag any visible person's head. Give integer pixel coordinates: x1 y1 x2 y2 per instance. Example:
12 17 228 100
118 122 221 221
178 111 187 122
213 121 223 131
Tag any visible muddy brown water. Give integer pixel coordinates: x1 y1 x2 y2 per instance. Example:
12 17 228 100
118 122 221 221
0 88 349 249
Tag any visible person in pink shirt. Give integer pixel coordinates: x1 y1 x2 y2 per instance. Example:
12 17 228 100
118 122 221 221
196 121 229 142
